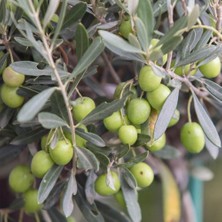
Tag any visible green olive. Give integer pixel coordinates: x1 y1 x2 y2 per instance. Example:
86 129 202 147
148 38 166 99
129 162 154 188
148 133 166 152
127 98 151 125
146 84 171 111
95 171 121 196
138 65 162 92
180 122 205 153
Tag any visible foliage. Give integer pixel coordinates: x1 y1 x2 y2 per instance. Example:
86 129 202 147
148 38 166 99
0 0 222 222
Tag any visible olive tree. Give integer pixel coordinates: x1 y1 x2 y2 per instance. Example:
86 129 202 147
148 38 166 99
0 0 222 221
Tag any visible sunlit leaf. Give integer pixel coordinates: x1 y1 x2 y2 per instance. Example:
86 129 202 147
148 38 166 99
76 128 105 147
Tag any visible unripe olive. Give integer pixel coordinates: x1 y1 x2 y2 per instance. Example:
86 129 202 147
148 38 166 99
1 84 24 108
31 150 54 178
138 65 162 92
103 111 124 132
174 64 197 76
23 189 42 214
72 97 96 122
199 56 221 78
3 66 25 87
119 19 132 39
114 190 126 208
9 165 34 193
127 98 151 125
148 133 166 152
146 84 171 111
180 122 205 153
129 162 154 188
49 139 73 165
65 124 88 148
95 171 121 196
118 125 138 145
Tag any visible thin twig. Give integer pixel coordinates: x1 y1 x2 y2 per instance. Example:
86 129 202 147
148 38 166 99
102 52 121 84
26 0 76 148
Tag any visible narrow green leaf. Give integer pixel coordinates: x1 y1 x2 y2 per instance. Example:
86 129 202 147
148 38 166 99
154 87 180 140
95 201 131 222
134 17 149 52
187 5 200 30
76 23 89 60
14 37 33 47
38 165 63 204
161 36 183 54
0 52 8 69
62 173 77 217
10 61 68 77
205 135 219 159
0 0 6 22
17 87 57 123
75 128 105 147
11 128 47 145
62 2 87 30
121 167 137 189
118 152 149 168
99 30 145 55
180 28 203 58
75 184 105 222
43 0 60 28
204 79 222 101
192 92 221 147
153 145 182 159
51 0 68 48
128 0 139 15
38 112 69 129
0 145 25 167
48 208 68 222
0 108 15 129
121 176 141 222
76 147 99 172
81 96 128 125
51 91 69 123
157 16 188 46
177 45 221 66
44 181 66 210
137 0 154 44
69 37 104 80
195 30 212 49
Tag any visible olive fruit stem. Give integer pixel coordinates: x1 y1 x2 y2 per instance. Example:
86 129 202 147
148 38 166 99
187 96 193 123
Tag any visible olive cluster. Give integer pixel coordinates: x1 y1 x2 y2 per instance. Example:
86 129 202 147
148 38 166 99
0 66 25 108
